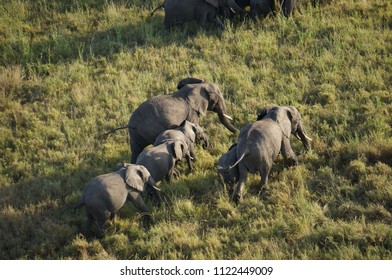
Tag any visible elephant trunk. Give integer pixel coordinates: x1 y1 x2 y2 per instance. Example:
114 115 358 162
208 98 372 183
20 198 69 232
296 122 312 149
218 112 237 133
202 136 209 149
147 177 162 204
227 0 246 13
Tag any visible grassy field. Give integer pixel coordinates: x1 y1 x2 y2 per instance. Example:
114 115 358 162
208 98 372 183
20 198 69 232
0 0 391 259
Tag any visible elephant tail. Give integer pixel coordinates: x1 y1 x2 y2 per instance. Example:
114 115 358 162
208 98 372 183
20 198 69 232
99 123 130 140
71 195 85 209
226 152 246 171
150 3 165 17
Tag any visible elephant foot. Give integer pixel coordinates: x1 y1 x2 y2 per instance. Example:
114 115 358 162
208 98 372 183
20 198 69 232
233 193 242 205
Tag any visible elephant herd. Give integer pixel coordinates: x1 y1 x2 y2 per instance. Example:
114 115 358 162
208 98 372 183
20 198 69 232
150 0 301 29
77 78 311 237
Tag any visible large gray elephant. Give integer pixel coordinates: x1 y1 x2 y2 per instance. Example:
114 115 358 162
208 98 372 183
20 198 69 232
136 139 191 184
77 163 161 236
104 78 236 163
154 120 209 172
151 0 245 28
250 0 299 18
229 106 312 203
217 143 239 193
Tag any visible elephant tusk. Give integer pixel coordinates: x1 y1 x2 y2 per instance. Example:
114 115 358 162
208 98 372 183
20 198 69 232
152 185 162 192
223 114 233 121
294 134 301 140
304 134 313 141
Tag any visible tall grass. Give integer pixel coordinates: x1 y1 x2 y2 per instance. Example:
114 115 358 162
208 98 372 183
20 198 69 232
0 0 391 259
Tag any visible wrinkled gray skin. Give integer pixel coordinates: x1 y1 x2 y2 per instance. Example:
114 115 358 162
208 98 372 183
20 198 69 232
136 139 191 184
154 120 209 172
104 77 236 163
217 143 239 193
230 106 312 203
78 164 161 237
250 0 299 18
151 0 245 28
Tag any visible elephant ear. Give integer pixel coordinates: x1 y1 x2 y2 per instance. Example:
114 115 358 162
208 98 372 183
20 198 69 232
228 143 237 151
257 106 276 120
185 121 197 143
172 141 185 160
204 0 219 8
177 77 204 90
186 84 210 116
286 106 300 131
125 164 146 192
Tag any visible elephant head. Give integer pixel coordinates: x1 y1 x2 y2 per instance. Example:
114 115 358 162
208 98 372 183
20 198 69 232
123 163 162 203
257 106 312 149
170 139 191 162
181 120 210 149
177 79 237 133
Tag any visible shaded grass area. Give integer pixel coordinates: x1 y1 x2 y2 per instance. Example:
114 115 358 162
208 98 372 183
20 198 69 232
0 0 391 259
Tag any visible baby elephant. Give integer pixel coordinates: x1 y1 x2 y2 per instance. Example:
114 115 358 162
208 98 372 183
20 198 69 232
217 143 239 194
136 139 191 184
154 120 209 172
77 163 161 237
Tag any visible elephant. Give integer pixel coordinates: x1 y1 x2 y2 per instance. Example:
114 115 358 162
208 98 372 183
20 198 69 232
217 143 239 193
249 0 274 17
250 0 299 18
103 77 236 163
281 0 299 17
136 139 191 184
154 120 209 172
228 106 312 203
77 163 161 237
151 0 245 29
219 0 251 18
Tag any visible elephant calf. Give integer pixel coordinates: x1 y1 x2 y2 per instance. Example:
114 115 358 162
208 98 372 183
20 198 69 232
136 139 191 184
217 143 239 194
154 120 209 172
77 164 161 237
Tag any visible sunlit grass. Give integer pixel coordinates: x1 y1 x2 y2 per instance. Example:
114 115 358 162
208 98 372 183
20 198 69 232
0 0 391 259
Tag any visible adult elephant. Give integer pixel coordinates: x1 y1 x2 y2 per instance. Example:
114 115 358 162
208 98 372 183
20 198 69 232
229 106 311 203
104 78 237 163
151 0 245 28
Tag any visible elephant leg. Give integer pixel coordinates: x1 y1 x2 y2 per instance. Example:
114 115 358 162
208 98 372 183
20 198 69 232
172 168 181 178
281 138 298 166
207 13 225 29
186 155 193 173
228 180 236 198
259 161 272 192
234 164 248 204
95 210 111 238
129 129 147 163
83 209 95 236
197 12 208 26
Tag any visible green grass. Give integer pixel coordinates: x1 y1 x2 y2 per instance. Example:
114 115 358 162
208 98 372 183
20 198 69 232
0 0 391 259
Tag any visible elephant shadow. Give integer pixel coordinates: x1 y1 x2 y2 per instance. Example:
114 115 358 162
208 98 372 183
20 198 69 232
4 4 225 67
0 150 159 259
